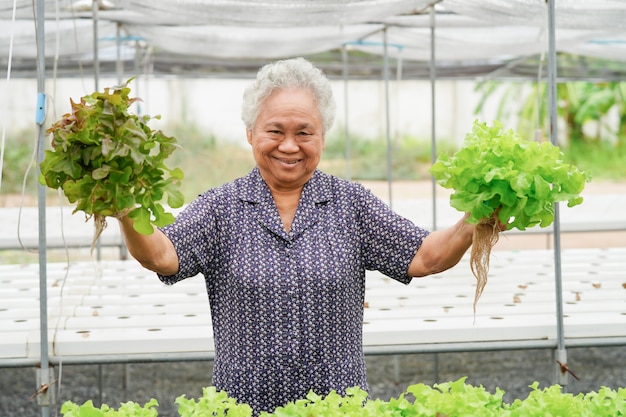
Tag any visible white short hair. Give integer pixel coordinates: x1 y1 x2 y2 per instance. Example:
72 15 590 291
241 57 336 134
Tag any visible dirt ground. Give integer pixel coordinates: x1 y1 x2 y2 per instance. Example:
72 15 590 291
3 178 625 251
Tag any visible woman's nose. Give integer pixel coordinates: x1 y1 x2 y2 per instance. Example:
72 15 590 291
278 135 299 152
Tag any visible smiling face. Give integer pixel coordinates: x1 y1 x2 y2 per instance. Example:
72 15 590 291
247 88 325 194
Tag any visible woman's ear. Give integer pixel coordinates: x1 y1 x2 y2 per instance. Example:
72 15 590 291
246 129 253 145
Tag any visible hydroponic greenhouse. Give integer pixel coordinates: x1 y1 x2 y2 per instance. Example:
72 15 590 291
1 1 625 416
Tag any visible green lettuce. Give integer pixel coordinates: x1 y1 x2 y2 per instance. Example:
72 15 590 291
430 120 590 230
60 379 626 416
40 78 184 238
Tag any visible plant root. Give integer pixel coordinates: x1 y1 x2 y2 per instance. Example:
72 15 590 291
470 212 501 315
91 213 108 254
90 208 132 255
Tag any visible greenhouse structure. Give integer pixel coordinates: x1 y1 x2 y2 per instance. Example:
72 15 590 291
1 1 625 416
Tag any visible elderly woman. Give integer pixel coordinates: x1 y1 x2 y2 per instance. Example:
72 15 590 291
119 57 486 414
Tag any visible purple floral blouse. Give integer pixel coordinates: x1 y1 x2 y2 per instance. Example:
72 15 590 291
159 167 429 414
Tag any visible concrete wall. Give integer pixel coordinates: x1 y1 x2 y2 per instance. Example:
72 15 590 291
2 76 502 146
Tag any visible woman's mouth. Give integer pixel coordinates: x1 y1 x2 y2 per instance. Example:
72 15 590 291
276 158 301 165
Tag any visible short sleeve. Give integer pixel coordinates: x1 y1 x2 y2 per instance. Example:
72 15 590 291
355 186 430 284
158 192 218 284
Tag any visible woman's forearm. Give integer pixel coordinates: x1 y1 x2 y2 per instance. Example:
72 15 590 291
407 214 474 278
118 216 179 276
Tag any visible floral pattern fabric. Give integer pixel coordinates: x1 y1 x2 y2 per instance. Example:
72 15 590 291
159 168 429 415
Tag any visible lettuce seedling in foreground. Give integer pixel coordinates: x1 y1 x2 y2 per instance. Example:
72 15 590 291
430 120 590 311
60 379 626 416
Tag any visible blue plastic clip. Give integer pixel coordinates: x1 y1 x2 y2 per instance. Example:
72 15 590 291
35 93 46 125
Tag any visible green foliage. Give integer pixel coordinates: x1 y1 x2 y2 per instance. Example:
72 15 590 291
322 133 456 181
430 120 591 230
175 387 253 417
263 387 371 417
39 78 184 237
0 128 36 193
555 82 625 143
474 76 626 145
506 382 626 417
405 377 506 416
60 379 626 417
163 124 255 199
2 122 621 207
563 139 626 180
61 398 158 417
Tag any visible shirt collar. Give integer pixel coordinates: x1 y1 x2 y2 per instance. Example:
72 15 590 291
237 167 334 205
